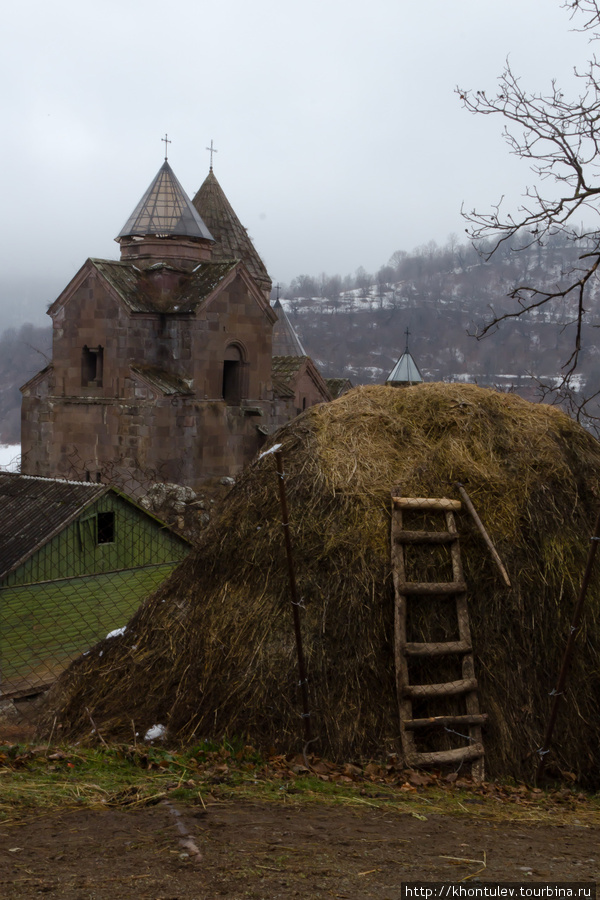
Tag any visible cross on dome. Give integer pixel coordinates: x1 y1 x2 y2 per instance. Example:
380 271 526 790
206 140 218 170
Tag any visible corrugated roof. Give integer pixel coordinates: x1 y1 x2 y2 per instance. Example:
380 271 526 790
131 365 194 396
117 161 214 242
192 169 272 294
386 350 423 386
0 474 107 581
91 258 237 314
272 299 306 357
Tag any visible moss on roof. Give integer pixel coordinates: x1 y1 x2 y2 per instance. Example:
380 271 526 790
271 355 307 384
90 259 237 314
325 377 353 399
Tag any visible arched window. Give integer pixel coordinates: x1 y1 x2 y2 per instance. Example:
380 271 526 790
222 344 247 405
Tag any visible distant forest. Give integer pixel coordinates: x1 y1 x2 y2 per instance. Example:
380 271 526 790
2 234 599 444
277 233 600 403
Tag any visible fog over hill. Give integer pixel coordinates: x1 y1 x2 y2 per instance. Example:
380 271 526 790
0 323 51 444
2 235 599 444
280 235 599 408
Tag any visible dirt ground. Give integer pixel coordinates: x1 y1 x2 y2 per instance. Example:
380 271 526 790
0 799 598 900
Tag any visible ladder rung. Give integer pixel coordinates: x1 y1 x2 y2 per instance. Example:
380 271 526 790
403 714 488 731
393 497 462 510
395 530 456 544
398 581 467 595
408 744 485 766
403 678 478 698
404 640 472 657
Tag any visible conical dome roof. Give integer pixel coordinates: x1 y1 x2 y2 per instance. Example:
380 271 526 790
272 298 306 356
118 161 214 241
386 350 423 386
192 169 271 293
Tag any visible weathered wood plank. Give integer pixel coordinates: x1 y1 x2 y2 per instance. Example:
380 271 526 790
392 496 485 781
395 530 456 544
393 497 462 510
403 713 488 731
446 507 485 780
408 744 485 767
391 502 417 761
404 640 472 657
403 677 478 698
397 581 467 595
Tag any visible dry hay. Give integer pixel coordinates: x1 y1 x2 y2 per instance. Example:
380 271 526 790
41 383 600 783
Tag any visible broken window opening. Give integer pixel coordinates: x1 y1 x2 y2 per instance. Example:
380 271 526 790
82 345 104 387
97 511 115 544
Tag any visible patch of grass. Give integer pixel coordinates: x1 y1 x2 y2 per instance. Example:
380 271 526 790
1 741 600 828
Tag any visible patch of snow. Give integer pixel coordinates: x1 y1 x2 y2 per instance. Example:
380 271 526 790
551 373 585 391
15 472 102 486
144 724 166 741
106 626 127 639
258 442 282 460
448 374 477 383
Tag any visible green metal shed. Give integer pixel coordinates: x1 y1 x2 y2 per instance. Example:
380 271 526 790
0 473 190 697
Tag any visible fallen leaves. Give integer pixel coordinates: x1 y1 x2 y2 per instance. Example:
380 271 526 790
0 740 597 827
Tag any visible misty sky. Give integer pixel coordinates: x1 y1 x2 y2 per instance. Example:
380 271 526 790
0 0 590 328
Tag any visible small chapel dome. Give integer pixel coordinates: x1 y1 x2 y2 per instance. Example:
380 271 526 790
117 160 214 268
386 330 424 387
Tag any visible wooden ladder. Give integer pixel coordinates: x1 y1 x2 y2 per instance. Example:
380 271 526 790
391 496 486 781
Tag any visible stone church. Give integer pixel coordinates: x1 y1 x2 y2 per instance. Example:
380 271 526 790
20 156 333 492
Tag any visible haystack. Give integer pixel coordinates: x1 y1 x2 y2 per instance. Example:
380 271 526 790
41 384 600 783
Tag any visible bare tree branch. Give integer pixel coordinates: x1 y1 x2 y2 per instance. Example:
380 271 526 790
457 1 600 416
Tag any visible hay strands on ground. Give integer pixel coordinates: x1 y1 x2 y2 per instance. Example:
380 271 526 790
274 449 313 750
537 505 600 782
441 850 487 881
454 482 511 589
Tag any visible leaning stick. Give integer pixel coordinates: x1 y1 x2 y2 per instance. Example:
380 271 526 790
274 450 313 747
454 483 511 589
86 706 109 748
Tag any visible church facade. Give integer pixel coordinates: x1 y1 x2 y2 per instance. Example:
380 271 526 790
21 157 330 492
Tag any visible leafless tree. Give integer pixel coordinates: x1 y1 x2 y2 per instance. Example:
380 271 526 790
458 0 600 396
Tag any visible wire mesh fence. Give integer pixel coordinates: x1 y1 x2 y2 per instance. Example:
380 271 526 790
0 470 191 726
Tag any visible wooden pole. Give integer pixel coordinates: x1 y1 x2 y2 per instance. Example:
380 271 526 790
536 505 600 782
274 450 312 745
454 483 511 589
